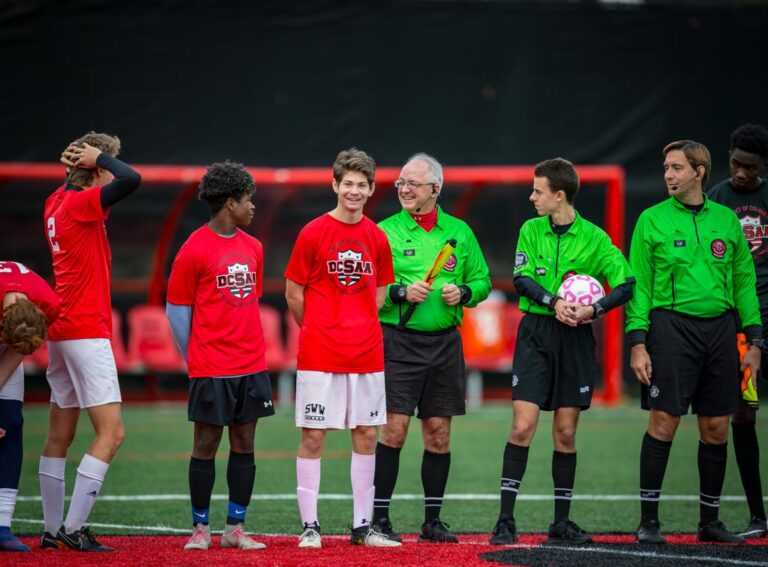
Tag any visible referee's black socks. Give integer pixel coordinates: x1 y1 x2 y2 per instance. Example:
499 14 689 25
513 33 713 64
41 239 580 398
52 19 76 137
422 450 451 523
732 422 767 520
373 442 401 523
639 432 672 523
499 442 529 520
552 451 576 522
698 440 727 525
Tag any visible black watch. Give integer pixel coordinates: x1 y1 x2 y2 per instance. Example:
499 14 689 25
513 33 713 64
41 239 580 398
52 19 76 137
747 338 765 349
396 285 408 303
543 294 560 311
592 303 605 319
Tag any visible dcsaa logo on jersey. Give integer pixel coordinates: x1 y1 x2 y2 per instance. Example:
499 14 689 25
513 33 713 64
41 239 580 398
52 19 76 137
304 403 326 422
328 249 372 286
217 262 257 299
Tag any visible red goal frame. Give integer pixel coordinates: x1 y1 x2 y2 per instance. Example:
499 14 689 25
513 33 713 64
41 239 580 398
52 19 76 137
0 162 625 404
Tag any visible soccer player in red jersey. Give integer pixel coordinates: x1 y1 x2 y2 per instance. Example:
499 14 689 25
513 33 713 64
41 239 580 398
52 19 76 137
39 132 141 552
285 148 398 548
0 261 59 552
167 161 274 552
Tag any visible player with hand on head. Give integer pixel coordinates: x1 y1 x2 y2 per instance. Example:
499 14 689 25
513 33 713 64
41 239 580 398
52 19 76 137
707 123 768 539
285 148 397 548
373 153 491 544
167 161 274 552
0 261 59 552
489 158 634 545
40 131 141 552
628 140 761 544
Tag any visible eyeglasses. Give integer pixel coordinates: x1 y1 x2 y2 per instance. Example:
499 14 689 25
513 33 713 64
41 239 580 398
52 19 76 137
394 179 438 190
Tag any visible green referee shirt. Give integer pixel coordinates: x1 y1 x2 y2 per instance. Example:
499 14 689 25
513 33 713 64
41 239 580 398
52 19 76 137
514 212 633 316
378 206 491 331
625 196 761 333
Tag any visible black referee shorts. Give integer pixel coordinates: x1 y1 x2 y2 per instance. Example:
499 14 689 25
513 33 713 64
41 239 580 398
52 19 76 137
643 309 739 416
382 324 466 419
511 313 596 411
188 371 275 426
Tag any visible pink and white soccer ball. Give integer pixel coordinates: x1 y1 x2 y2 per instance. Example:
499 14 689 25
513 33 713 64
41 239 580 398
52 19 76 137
557 274 605 306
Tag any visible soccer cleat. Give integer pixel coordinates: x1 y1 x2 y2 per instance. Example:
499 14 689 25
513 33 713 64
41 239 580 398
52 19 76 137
349 524 368 545
489 514 517 545
55 526 115 552
221 525 266 550
739 516 768 539
40 531 65 550
371 517 403 544
362 525 402 547
0 532 30 552
298 522 321 548
547 519 593 545
418 518 459 543
698 520 746 543
636 520 667 544
183 524 211 550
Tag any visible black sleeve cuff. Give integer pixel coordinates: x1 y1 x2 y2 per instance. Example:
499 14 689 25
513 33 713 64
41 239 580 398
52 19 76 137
628 329 647 347
744 325 762 343
459 285 472 305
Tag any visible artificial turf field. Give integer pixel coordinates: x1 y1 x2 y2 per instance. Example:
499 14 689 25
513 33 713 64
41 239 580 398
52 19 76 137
8 401 768 566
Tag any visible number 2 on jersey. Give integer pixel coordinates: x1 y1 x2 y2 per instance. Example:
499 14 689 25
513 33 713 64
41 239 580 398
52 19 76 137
47 217 61 252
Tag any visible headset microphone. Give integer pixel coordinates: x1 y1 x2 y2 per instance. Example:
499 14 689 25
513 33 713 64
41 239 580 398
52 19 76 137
672 171 700 191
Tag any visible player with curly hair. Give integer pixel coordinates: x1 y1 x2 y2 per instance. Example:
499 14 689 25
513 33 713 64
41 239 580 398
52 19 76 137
708 123 768 539
167 161 274 552
0 261 59 552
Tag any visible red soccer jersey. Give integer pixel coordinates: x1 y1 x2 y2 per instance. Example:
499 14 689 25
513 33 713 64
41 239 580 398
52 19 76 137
285 214 395 373
0 261 60 326
44 185 112 340
167 225 267 378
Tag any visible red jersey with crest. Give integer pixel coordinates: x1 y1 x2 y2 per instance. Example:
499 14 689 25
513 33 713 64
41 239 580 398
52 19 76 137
0 261 60 326
167 225 267 378
285 213 395 373
44 185 112 340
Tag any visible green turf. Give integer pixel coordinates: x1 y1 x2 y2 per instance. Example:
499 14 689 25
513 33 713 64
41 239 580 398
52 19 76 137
13 402 768 536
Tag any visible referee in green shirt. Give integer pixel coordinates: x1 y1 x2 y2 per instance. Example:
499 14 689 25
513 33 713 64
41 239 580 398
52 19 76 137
489 158 634 545
627 140 762 545
372 153 491 544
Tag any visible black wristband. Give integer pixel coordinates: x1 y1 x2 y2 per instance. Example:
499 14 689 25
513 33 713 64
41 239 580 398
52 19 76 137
458 285 472 305
628 329 647 347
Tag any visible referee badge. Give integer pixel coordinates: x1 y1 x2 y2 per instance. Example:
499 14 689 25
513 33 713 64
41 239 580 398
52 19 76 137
515 252 528 269
711 239 726 259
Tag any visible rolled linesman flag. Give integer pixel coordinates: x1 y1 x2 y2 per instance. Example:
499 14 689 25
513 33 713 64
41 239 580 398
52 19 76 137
737 333 759 408
398 239 458 328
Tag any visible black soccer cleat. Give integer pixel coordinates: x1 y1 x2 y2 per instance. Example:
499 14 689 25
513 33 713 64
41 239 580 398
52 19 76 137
40 531 65 550
698 520 746 544
349 525 368 546
636 519 667 544
739 516 768 539
55 526 115 552
371 517 403 544
489 514 517 545
546 519 592 545
418 518 459 543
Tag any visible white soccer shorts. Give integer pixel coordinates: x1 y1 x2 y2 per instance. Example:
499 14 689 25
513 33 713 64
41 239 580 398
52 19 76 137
0 344 24 402
46 339 121 408
295 371 387 429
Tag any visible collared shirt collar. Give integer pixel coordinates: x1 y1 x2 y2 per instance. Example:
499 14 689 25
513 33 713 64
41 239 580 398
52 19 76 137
545 210 582 236
400 205 445 231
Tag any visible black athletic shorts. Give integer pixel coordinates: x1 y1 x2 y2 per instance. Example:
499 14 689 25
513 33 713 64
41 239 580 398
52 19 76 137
511 313 596 411
643 309 739 416
382 323 466 419
188 371 275 426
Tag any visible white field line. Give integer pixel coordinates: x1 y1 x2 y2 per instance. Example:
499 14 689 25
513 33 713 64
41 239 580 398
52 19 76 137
15 493 767 502
524 544 768 567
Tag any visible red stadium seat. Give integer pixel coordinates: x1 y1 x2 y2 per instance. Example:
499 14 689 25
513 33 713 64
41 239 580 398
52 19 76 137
127 304 186 373
260 303 287 371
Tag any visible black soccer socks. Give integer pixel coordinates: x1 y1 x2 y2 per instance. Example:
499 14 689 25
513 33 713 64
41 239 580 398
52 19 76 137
499 442 529 519
639 432 672 523
372 443 401 523
732 422 766 521
698 440 727 525
552 451 577 522
189 457 215 525
422 450 451 523
226 451 255 525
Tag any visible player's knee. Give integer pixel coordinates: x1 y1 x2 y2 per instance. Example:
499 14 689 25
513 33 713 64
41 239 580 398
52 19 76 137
510 421 536 445
300 430 325 456
46 428 76 451
380 421 408 448
554 425 576 449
